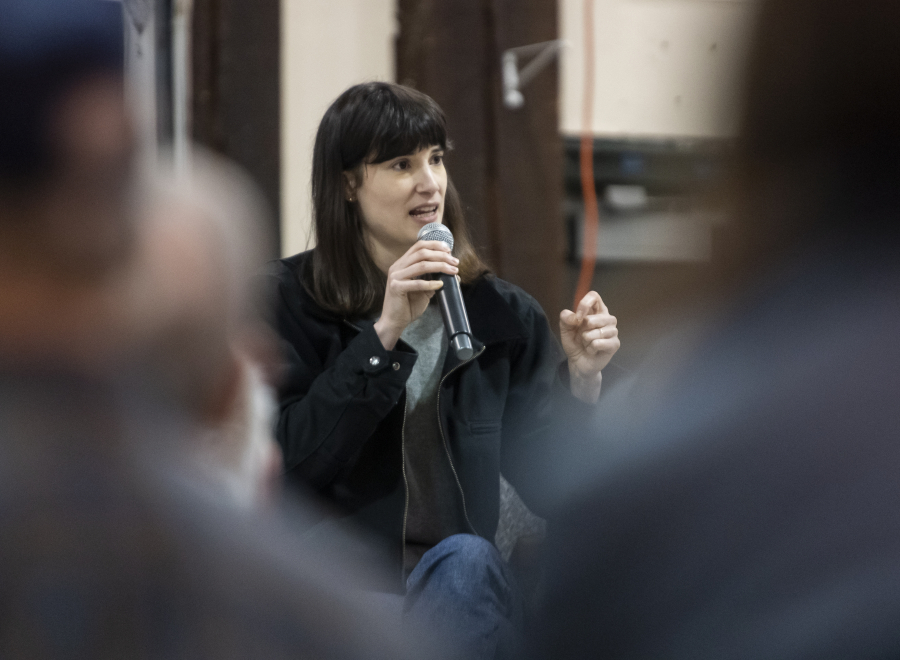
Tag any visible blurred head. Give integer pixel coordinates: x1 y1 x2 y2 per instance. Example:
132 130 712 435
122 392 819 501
727 0 900 274
0 0 139 369
0 0 132 277
136 151 273 422
308 82 487 316
133 151 281 507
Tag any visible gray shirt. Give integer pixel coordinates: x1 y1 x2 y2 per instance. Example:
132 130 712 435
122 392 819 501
400 302 469 574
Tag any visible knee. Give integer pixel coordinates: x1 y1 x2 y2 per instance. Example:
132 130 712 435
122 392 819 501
406 535 520 620
409 534 505 591
438 534 500 567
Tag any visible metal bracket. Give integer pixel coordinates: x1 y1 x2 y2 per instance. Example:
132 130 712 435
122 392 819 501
502 39 567 109
122 0 151 34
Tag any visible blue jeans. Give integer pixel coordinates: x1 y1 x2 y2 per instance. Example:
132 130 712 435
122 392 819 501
404 534 524 660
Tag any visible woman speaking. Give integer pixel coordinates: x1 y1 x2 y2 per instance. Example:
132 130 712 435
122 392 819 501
266 82 619 658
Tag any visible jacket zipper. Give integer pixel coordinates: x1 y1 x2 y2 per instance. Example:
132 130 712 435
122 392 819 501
343 318 473 581
436 345 486 537
399 397 410 582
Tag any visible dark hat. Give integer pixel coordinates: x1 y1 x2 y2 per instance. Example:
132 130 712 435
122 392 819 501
0 0 125 182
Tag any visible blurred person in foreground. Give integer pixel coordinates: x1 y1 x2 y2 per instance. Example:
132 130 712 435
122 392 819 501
0 1 449 657
531 0 900 658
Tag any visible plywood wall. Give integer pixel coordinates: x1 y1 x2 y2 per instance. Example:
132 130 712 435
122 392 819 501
280 0 396 256
560 0 756 138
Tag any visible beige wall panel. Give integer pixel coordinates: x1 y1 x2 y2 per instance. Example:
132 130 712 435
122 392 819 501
560 0 755 138
281 0 396 256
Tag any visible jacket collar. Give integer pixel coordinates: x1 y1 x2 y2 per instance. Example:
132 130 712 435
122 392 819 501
462 276 530 346
435 277 529 374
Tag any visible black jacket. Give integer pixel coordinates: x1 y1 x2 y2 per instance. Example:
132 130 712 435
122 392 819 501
266 251 579 562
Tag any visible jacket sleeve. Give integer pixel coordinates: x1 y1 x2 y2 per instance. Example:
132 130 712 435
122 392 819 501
497 293 595 519
269 268 416 489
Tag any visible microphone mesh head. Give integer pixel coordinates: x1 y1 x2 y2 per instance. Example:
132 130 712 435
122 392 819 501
417 222 454 250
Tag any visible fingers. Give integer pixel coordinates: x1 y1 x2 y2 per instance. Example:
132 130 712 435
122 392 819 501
377 241 451 342
416 240 453 254
561 309 617 335
561 292 620 375
578 323 619 358
560 309 579 328
388 278 443 295
574 291 608 321
392 258 458 282
562 291 609 326
389 241 458 283
579 316 620 347
583 336 621 356
395 241 456 269
580 323 619 343
561 295 619 358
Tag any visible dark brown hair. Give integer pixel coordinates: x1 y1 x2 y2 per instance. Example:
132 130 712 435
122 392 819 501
306 82 489 317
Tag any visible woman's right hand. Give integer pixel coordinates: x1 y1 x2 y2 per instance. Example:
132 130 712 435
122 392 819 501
373 240 458 350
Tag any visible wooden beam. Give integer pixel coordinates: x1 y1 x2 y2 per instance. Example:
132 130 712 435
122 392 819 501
192 0 281 254
397 0 500 268
491 0 564 317
397 0 565 322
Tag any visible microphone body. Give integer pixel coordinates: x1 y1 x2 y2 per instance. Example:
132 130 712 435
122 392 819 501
417 223 475 360
436 273 474 360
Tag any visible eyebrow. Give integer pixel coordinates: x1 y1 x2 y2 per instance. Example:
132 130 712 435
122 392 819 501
390 146 443 160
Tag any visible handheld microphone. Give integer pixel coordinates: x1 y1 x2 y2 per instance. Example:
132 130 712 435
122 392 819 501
417 223 475 360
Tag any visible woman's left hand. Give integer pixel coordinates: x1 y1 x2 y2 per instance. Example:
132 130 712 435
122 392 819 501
560 291 620 404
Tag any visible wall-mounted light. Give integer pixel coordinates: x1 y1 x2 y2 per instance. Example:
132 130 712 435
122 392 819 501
502 39 567 110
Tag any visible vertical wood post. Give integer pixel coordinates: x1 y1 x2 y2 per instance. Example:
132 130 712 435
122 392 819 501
397 0 565 322
192 0 281 254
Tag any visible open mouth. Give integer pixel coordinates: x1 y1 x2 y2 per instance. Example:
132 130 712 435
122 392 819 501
410 205 438 219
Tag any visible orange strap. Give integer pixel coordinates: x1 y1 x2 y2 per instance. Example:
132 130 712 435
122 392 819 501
574 0 599 308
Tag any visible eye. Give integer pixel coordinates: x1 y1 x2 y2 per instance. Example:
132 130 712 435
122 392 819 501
391 159 410 171
430 152 444 165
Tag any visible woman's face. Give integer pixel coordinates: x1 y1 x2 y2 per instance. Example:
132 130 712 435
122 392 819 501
352 145 447 270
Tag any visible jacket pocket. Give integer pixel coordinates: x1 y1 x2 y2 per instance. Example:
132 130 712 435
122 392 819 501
468 420 502 435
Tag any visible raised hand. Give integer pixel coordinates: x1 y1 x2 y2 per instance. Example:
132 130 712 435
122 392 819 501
559 291 620 403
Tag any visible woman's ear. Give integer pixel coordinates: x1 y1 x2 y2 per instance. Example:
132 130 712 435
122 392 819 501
342 171 357 202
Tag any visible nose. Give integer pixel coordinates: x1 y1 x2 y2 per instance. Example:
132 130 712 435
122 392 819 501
414 162 440 196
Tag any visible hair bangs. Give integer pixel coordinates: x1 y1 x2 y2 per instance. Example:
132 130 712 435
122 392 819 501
365 88 448 165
